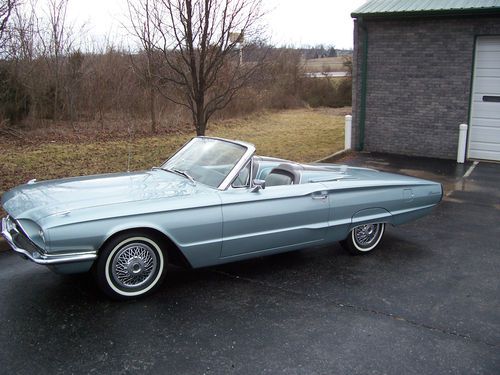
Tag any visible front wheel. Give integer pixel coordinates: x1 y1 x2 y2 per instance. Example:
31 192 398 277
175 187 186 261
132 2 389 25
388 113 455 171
94 232 167 300
340 223 385 255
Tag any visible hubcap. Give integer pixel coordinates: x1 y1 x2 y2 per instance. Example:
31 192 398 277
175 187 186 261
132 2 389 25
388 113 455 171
353 224 381 248
111 243 158 289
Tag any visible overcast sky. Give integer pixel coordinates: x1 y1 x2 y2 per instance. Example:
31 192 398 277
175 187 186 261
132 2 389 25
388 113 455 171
66 0 367 49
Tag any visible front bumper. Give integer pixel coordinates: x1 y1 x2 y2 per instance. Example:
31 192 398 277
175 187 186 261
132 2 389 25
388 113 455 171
1 216 97 265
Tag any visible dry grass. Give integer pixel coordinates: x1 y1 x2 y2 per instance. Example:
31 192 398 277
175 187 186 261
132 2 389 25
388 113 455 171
0 108 347 195
304 57 346 73
208 108 345 161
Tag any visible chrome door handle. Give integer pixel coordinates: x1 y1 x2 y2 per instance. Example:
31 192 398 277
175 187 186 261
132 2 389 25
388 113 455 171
312 192 328 200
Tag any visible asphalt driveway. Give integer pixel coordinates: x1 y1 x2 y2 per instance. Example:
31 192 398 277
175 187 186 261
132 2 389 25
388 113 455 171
0 154 499 374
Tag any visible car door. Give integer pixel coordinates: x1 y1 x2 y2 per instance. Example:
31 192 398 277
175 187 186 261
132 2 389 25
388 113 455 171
218 182 330 258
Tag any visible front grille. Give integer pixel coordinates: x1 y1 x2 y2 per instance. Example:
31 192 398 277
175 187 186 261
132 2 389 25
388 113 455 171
12 230 40 253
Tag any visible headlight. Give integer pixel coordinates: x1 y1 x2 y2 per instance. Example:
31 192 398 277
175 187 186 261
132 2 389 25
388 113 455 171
39 229 46 244
5 216 15 232
15 219 46 250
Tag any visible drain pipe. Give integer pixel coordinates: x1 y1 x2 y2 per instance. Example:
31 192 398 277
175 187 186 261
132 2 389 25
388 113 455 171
357 17 369 151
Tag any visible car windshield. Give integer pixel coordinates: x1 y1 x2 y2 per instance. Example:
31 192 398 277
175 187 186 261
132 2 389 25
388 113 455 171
162 138 248 188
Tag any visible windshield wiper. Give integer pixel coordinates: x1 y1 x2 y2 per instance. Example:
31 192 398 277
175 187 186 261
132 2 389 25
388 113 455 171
171 168 195 184
152 166 195 184
151 166 172 174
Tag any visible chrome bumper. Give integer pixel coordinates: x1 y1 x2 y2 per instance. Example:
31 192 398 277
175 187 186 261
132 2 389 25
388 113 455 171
1 217 97 265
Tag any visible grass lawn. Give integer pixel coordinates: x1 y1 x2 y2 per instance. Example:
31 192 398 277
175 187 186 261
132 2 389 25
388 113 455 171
0 108 347 195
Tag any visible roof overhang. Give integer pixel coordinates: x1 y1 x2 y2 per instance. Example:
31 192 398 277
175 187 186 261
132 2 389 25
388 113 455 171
352 0 500 19
352 7 500 19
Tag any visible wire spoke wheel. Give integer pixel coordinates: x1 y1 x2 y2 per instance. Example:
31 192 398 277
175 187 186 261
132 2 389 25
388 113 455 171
111 243 158 289
340 222 385 255
353 224 382 249
97 233 166 299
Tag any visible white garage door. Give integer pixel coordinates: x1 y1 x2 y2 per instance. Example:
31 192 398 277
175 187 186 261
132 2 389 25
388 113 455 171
468 36 500 161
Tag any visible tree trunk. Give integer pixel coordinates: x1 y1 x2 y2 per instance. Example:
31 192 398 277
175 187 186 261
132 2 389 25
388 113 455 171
194 96 207 136
195 111 207 136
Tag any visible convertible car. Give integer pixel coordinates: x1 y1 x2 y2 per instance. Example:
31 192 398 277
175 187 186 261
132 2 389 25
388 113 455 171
1 137 443 299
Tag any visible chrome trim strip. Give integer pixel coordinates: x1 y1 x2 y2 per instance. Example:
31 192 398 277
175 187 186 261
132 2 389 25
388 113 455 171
227 158 253 190
1 217 97 265
197 136 254 149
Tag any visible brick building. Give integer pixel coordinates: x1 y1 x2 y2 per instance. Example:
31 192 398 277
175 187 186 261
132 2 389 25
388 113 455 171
351 0 500 161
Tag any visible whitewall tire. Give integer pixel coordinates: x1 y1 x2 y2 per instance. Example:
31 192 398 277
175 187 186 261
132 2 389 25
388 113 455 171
95 232 167 300
340 223 385 255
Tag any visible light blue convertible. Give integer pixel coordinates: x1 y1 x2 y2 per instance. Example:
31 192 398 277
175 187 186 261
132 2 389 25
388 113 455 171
1 137 443 299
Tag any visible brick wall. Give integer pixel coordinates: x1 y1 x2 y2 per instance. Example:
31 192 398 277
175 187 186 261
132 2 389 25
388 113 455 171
352 15 500 159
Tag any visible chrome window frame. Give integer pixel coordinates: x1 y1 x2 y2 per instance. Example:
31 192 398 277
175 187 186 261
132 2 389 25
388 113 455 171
162 136 255 191
230 158 254 189
218 146 255 190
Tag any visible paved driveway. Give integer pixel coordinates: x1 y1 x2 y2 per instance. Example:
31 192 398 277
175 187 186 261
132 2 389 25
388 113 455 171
0 154 499 374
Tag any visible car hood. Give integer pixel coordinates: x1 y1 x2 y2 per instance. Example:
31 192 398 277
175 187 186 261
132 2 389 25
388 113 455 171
1 170 202 222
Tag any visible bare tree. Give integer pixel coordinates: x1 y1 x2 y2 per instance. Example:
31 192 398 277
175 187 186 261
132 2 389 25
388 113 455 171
9 3 38 61
42 0 75 120
127 0 159 132
2 2 41 122
0 0 18 46
342 55 352 77
143 0 265 136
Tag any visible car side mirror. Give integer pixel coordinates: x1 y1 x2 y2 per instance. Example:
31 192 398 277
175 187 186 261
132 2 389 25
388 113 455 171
252 179 266 192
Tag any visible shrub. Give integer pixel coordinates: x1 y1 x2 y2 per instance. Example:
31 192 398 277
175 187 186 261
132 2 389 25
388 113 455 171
0 62 30 123
299 77 352 108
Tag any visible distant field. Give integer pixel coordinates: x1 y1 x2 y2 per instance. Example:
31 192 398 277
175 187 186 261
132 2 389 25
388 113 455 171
304 56 347 73
0 108 349 195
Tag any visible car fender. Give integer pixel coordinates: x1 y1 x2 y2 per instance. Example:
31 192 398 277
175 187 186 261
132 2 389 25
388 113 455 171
101 221 178 250
350 207 393 231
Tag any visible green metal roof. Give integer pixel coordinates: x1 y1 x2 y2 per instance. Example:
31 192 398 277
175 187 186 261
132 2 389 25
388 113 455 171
352 0 500 18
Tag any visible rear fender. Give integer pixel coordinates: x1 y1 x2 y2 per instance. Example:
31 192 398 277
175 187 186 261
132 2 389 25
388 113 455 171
350 208 392 231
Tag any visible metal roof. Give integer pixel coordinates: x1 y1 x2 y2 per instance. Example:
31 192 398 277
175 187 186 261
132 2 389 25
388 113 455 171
352 0 500 18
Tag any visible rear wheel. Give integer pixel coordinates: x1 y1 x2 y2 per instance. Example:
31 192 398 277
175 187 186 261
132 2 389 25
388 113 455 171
94 232 167 300
340 223 385 255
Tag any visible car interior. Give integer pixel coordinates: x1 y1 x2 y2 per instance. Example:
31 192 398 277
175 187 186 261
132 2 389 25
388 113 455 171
232 156 348 189
264 164 300 186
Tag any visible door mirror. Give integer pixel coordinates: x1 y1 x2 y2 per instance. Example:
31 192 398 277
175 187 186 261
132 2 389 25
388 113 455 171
251 179 266 192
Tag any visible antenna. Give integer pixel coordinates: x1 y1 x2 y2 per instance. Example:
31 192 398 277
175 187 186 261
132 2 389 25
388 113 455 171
127 143 131 172
126 117 134 173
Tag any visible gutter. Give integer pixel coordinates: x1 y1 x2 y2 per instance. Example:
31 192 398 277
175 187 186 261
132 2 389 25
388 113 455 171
357 17 368 151
351 8 500 19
